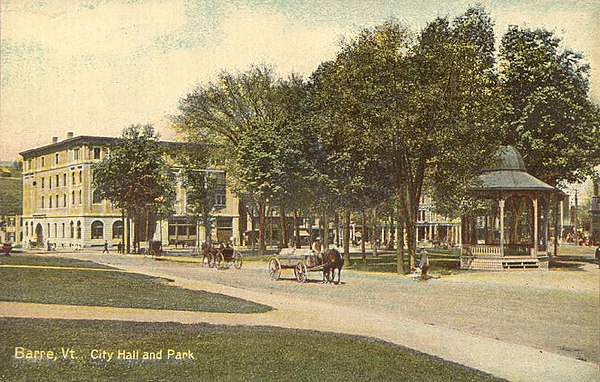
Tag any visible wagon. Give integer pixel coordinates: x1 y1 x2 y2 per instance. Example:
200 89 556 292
202 246 243 270
268 248 323 283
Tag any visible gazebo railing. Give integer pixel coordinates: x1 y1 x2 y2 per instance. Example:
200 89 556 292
462 244 532 257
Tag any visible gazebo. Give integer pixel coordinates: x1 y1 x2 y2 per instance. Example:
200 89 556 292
460 146 560 270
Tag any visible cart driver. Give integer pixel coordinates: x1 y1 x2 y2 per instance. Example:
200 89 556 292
312 238 322 254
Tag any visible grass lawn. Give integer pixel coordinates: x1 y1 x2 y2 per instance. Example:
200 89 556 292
0 318 504 382
0 255 115 269
0 256 271 313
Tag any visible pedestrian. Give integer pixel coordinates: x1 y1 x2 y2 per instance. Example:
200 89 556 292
103 240 109 254
419 247 429 280
117 242 122 254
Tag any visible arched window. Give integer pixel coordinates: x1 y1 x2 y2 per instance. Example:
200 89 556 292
76 221 82 239
91 221 103 239
112 221 123 239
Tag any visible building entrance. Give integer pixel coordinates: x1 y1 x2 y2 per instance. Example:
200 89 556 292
35 223 43 247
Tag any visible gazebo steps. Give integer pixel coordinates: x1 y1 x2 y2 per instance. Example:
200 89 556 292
461 256 548 271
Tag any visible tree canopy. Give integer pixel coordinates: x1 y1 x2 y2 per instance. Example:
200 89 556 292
93 124 175 251
499 26 600 186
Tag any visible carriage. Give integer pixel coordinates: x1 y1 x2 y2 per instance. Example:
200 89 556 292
268 248 327 283
202 245 243 270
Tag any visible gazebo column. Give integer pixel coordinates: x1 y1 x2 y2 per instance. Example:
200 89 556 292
533 196 538 258
498 199 505 257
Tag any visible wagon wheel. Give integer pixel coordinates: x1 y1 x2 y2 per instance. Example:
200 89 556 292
295 262 308 283
214 253 224 270
268 258 281 281
233 251 243 270
202 253 212 268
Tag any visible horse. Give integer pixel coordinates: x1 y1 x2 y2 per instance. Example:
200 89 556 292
322 248 344 284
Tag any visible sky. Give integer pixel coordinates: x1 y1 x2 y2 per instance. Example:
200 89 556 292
1 0 599 162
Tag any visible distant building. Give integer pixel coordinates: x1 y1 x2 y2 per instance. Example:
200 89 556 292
19 133 240 249
0 160 22 244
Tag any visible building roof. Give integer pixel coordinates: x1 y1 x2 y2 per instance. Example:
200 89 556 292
469 146 557 193
19 136 118 158
19 135 194 159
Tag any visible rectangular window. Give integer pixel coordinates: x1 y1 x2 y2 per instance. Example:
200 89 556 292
72 172 75 185
28 159 32 170
55 195 58 208
63 194 67 207
73 149 80 161
41 196 45 208
63 173 67 186
215 185 226 207
62 223 65 238
72 191 75 205
56 174 59 187
79 170 82 184
79 190 82 205
93 147 101 160
41 157 45 167
41 178 45 189
49 176 52 189
55 153 59 164
49 196 53 208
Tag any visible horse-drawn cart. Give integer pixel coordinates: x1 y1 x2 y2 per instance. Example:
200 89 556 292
202 245 243 270
268 248 325 283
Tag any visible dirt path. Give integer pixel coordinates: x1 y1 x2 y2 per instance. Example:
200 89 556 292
2 252 599 382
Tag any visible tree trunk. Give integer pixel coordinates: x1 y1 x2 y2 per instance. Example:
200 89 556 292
279 204 287 248
335 213 340 247
372 208 379 257
238 202 247 247
126 214 131 254
293 209 300 248
121 210 125 254
396 215 405 274
343 209 351 266
250 207 256 254
553 199 559 258
258 200 266 255
323 212 329 251
361 210 366 260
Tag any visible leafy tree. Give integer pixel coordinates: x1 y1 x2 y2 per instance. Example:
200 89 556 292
93 124 175 253
175 66 301 253
178 147 225 248
313 7 503 272
499 26 600 187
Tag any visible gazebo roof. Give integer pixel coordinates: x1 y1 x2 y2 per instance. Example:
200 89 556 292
469 146 556 193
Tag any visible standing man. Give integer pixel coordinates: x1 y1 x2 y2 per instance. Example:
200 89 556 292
103 240 109 254
419 247 429 280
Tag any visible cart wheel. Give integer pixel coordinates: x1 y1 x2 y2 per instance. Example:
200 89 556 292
202 254 212 267
268 258 281 281
295 262 308 283
214 253 224 269
233 252 243 269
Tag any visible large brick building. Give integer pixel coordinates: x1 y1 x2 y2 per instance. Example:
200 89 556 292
19 133 240 249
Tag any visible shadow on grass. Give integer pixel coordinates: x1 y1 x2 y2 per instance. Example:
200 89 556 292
0 318 506 382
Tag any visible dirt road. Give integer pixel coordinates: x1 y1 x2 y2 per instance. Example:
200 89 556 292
2 252 598 381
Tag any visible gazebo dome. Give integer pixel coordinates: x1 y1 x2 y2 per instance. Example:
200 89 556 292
471 146 555 193
483 146 526 172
